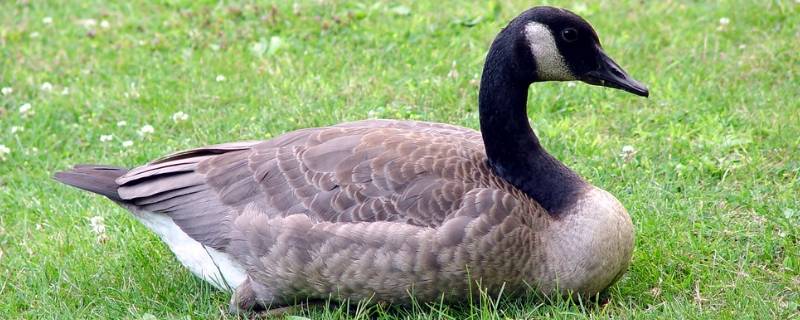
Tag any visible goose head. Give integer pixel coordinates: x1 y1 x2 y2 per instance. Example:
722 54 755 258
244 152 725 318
486 6 649 97
478 7 649 217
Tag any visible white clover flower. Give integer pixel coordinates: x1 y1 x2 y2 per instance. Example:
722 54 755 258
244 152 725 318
89 216 106 234
61 87 70 95
215 74 226 82
1 87 12 95
620 145 637 162
719 17 730 26
621 145 635 153
10 126 23 134
171 111 189 122
121 140 134 148
89 215 109 243
116 120 127 127
19 103 32 115
40 82 53 92
100 134 113 142
0 144 10 160
43 17 53 24
138 124 155 136
80 18 97 28
30 32 40 38
100 20 110 29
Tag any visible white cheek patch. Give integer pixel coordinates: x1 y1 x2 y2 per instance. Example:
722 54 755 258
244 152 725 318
524 22 575 81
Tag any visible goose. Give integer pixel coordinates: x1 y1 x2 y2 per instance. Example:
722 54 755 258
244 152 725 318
55 6 648 313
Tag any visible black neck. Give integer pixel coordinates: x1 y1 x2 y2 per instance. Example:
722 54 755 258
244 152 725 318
478 44 586 215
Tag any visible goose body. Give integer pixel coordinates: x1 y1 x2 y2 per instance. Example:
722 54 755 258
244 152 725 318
55 7 648 311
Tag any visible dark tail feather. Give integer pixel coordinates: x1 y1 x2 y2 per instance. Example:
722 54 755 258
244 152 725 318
53 165 129 201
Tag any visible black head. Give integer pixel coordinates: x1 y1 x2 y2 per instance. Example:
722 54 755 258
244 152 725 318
494 6 648 97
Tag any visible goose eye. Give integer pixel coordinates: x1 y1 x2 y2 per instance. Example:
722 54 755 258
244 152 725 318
561 28 578 42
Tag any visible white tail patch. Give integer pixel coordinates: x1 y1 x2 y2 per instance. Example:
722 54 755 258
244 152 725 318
126 208 247 291
524 22 574 81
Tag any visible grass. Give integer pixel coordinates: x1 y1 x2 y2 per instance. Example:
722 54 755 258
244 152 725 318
1 0 798 318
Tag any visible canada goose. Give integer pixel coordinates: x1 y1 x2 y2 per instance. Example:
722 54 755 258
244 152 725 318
55 6 648 312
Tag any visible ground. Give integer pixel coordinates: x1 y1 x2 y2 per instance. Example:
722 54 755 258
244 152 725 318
0 0 798 319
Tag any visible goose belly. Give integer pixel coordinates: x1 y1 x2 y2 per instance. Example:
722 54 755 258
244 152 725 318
126 208 247 291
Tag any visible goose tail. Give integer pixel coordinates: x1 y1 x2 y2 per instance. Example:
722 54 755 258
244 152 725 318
53 165 129 201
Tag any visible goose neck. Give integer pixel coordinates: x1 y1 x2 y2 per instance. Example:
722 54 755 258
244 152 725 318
478 52 586 215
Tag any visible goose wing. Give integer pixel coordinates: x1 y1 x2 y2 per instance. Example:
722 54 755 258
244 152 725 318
115 120 490 250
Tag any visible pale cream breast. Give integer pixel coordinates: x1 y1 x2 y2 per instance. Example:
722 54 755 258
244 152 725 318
539 187 635 296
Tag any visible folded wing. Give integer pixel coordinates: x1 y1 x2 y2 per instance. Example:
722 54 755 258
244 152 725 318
115 120 488 251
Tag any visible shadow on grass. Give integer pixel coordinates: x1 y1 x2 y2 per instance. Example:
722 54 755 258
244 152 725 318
238 285 619 319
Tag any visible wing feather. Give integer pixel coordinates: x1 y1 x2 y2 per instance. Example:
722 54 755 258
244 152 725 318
113 120 508 252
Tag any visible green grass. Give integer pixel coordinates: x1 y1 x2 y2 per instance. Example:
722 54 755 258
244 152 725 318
1 0 798 318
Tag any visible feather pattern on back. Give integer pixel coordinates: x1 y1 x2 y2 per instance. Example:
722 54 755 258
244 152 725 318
114 120 512 248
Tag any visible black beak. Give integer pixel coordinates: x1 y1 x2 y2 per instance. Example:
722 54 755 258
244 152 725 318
580 48 649 97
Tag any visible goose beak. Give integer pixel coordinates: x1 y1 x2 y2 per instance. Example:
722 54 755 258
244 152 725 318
580 49 649 97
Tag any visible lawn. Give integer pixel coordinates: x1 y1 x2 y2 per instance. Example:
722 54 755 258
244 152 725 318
1 0 798 318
